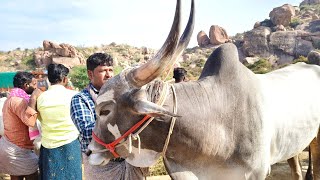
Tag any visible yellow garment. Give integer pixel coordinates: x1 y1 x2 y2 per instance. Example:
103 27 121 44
37 85 79 149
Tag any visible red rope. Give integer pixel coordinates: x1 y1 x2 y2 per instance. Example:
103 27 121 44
92 115 151 158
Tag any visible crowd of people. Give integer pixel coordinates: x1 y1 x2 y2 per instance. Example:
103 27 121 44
0 52 187 180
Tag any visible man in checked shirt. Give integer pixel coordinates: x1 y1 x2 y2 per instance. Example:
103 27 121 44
70 53 146 179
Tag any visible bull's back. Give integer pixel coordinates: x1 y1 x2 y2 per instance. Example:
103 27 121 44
257 63 320 164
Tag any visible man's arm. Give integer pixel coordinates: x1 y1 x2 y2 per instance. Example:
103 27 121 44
12 97 37 127
70 94 96 150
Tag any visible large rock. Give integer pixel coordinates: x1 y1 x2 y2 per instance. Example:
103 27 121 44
296 20 320 34
295 39 314 57
300 0 320 6
243 27 272 57
269 4 296 26
269 31 314 65
269 31 298 56
308 50 320 65
209 25 229 45
34 40 85 68
311 36 320 49
34 51 53 68
52 57 83 69
197 31 210 47
43 40 52 51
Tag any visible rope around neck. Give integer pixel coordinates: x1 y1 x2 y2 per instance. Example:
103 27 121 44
162 84 177 158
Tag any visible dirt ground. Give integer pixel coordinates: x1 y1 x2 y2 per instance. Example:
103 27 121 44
0 151 310 180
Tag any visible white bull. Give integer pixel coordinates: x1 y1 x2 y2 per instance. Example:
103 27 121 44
87 0 320 179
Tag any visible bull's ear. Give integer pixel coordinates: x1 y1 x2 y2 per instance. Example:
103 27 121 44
134 100 180 118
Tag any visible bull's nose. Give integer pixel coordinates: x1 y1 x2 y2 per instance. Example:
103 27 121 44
85 149 92 156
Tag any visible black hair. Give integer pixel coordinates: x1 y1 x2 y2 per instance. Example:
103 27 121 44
13 71 34 89
173 67 187 82
47 63 69 84
87 53 113 71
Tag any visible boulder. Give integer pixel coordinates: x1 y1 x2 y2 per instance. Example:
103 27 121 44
254 21 261 29
275 25 286 31
52 57 83 69
295 39 314 57
307 50 320 65
243 57 260 64
197 31 210 47
269 31 298 56
209 25 229 45
34 40 85 68
43 40 52 51
311 36 320 49
300 0 320 6
243 27 272 57
269 4 295 26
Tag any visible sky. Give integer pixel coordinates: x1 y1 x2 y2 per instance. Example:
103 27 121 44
0 0 302 51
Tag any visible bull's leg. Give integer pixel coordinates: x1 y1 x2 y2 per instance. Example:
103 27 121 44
305 146 313 180
311 130 320 180
287 156 303 180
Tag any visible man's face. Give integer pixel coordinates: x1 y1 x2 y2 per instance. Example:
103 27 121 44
25 78 37 94
88 65 114 90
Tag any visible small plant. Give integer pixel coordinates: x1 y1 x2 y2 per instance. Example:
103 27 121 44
246 58 273 74
22 55 36 69
69 65 89 90
290 17 302 29
293 56 308 64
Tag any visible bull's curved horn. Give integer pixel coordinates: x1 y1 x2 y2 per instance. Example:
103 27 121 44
164 0 195 74
126 0 181 88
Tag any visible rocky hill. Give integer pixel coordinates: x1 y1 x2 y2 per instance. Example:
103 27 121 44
0 0 319 82
198 0 320 67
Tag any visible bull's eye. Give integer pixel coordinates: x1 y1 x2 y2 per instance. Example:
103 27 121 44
100 110 110 116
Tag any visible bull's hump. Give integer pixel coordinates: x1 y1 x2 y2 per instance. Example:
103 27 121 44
199 43 249 81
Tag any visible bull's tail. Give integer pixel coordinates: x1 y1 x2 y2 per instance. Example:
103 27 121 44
305 146 313 180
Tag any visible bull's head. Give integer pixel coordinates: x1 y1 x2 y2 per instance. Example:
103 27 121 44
88 0 194 167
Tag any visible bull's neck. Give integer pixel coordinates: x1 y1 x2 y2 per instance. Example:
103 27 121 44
143 79 236 160
149 75 261 164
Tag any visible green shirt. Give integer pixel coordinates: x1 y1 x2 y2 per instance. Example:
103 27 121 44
37 85 79 149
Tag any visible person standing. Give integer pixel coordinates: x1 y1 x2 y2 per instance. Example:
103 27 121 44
71 53 146 179
0 71 41 180
173 67 187 83
36 64 82 179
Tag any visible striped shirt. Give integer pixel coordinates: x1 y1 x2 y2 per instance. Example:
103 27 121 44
70 84 98 152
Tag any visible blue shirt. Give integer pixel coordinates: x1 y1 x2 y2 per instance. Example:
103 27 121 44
70 84 98 152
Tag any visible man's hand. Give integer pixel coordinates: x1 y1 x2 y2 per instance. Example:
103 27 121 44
29 89 43 110
30 88 43 100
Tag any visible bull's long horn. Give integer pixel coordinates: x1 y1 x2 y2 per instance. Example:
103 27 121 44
165 0 195 74
126 0 181 88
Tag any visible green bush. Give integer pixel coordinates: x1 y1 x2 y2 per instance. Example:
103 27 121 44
69 65 124 90
69 65 88 90
290 17 302 28
246 58 273 74
22 55 36 69
293 56 308 64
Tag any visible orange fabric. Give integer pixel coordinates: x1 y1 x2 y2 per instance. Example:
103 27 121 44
2 97 38 149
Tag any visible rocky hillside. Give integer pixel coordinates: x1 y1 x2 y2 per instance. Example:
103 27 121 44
0 0 319 81
0 41 216 81
198 0 320 68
